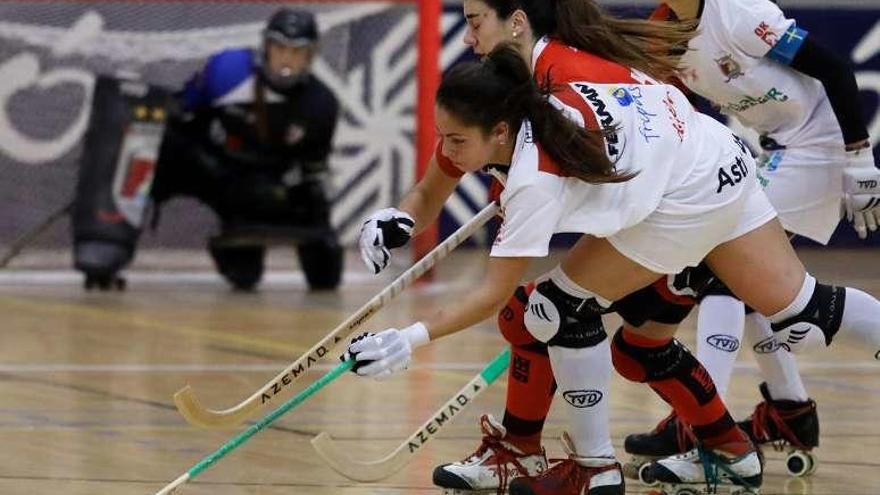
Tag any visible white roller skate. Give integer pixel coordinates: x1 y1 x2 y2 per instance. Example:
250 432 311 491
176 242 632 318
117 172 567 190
432 414 548 494
639 442 762 495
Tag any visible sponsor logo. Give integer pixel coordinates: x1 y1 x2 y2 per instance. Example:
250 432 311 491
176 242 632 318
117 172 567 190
529 303 552 322
716 155 749 193
629 86 660 143
563 389 603 408
754 21 778 46
407 390 478 453
512 354 530 383
663 91 686 141
611 87 633 106
575 83 623 158
721 87 789 113
706 334 740 352
753 335 783 354
715 54 744 83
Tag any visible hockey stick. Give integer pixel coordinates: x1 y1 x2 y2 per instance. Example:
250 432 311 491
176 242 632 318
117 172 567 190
311 347 511 481
0 200 73 268
174 202 500 428
155 359 354 495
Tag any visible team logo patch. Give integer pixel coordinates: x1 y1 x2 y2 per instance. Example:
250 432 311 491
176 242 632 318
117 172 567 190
611 87 633 106
715 54 744 83
706 334 740 352
753 335 784 354
563 389 603 408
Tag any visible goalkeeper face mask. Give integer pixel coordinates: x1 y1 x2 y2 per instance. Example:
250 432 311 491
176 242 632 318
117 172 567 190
262 39 313 90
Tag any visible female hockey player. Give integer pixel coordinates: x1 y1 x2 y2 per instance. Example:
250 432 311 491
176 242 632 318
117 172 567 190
625 0 880 479
351 2 880 495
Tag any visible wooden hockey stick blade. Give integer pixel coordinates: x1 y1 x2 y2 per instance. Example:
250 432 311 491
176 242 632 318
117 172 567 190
174 203 500 429
156 360 354 494
311 347 511 482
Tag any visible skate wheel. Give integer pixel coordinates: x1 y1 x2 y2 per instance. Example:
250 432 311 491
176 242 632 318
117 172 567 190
786 450 814 477
638 462 659 486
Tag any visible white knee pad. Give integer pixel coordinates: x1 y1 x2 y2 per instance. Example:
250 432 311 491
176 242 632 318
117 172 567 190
770 275 845 353
525 287 563 343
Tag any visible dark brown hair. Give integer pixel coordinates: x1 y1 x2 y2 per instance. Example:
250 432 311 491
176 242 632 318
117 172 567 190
480 0 695 81
437 44 633 184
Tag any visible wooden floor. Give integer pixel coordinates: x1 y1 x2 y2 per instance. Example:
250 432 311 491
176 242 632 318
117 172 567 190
0 248 878 495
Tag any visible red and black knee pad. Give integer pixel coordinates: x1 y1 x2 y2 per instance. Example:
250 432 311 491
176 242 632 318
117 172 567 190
610 327 715 404
498 282 549 354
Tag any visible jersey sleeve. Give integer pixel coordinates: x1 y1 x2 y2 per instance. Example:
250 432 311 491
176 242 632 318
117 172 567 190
728 0 796 58
434 140 465 178
490 183 562 258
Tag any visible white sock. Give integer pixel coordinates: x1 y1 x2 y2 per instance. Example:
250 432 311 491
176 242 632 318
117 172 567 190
768 274 816 323
744 312 808 401
548 341 615 458
836 287 880 360
696 295 745 398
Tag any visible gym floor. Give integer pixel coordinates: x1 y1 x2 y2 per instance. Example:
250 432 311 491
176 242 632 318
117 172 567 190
0 248 877 494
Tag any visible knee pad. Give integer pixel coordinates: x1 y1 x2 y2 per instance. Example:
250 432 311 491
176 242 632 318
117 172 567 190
771 282 845 353
613 277 696 327
498 283 548 354
524 279 608 348
611 328 698 383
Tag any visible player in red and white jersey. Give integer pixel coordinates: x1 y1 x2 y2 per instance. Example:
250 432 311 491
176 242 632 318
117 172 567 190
620 0 880 475
349 2 880 495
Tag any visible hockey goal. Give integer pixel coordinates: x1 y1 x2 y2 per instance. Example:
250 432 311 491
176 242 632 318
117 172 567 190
0 0 478 270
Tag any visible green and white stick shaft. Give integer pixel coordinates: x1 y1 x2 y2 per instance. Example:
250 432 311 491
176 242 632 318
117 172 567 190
155 360 354 495
311 347 511 481
173 201 500 428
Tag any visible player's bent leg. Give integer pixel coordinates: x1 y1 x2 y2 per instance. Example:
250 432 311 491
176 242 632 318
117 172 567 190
510 269 624 495
208 241 265 291
433 284 551 493
767 274 880 356
296 237 343 291
611 326 761 489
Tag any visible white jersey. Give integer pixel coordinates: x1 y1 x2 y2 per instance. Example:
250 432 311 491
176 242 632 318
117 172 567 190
490 38 755 259
677 0 844 153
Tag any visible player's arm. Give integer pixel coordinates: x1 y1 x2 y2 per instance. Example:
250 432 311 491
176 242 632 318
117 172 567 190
767 25 868 150
765 22 879 237
342 256 530 380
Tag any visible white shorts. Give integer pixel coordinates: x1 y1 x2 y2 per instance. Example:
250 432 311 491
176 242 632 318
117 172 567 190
607 159 778 274
757 148 844 245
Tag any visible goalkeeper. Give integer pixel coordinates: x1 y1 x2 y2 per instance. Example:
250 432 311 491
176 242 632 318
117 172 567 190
152 8 342 291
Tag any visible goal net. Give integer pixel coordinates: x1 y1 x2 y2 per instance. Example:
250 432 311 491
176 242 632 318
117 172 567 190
0 0 484 269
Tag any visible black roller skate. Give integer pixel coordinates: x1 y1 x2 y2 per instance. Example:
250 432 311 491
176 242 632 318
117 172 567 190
623 412 696 485
738 382 819 477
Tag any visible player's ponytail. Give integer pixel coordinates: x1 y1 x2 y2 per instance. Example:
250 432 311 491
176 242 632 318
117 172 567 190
483 0 695 82
437 44 634 184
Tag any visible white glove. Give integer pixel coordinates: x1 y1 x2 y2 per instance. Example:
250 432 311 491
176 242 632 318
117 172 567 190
843 147 880 239
358 208 415 274
342 322 430 380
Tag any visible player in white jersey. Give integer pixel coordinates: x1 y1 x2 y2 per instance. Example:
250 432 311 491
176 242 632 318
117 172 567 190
623 0 880 479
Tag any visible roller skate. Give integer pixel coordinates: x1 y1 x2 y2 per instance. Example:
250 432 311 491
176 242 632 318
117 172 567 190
623 412 695 484
738 382 818 477
508 432 624 495
432 414 548 494
83 272 126 291
639 440 762 495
